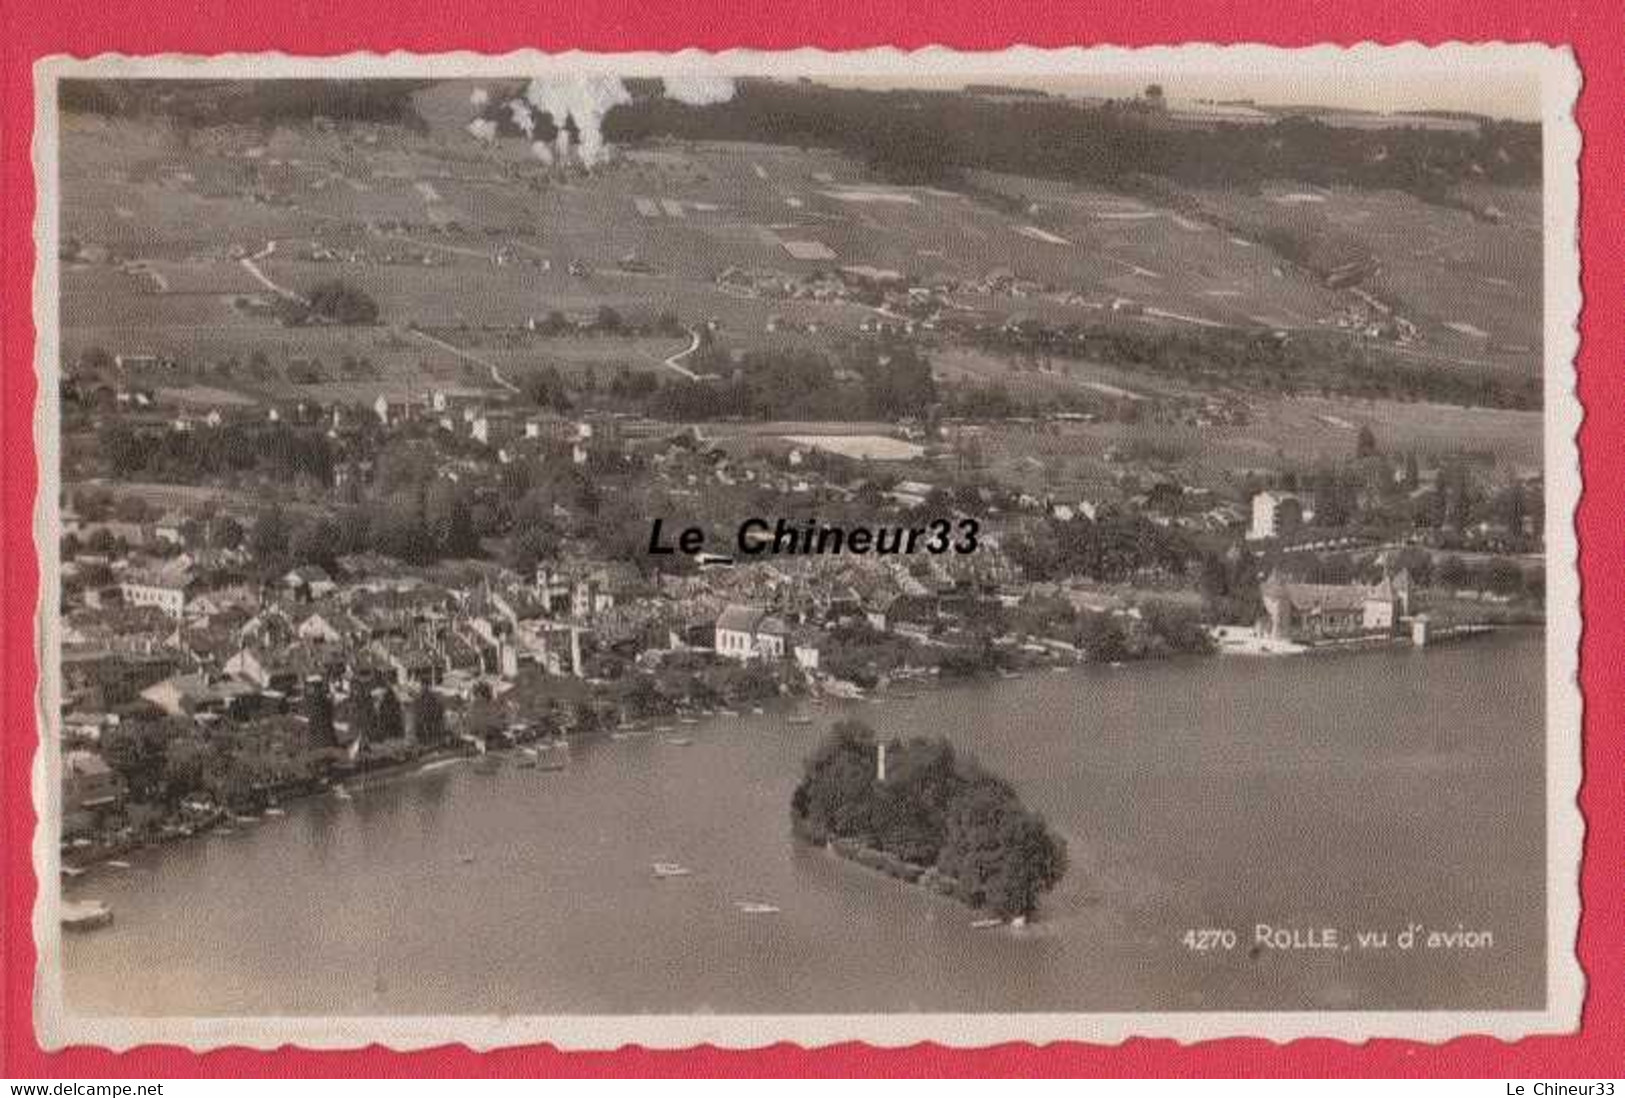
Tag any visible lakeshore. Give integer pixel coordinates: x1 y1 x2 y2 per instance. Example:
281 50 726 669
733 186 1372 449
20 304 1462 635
61 628 1544 1016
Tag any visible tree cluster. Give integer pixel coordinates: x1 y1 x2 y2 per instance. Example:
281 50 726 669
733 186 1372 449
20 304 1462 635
1005 513 1198 584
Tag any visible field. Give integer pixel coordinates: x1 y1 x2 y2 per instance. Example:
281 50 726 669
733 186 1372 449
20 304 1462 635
965 391 1543 503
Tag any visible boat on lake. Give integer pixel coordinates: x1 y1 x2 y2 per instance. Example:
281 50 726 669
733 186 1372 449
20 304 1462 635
970 917 1004 930
332 785 353 802
787 716 814 726
651 862 692 879
665 737 694 747
750 707 765 716
735 901 781 915
61 899 113 931
106 860 132 870
263 807 287 817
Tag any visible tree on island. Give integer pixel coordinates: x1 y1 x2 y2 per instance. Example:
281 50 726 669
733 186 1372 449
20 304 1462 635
936 776 1069 919
790 720 1067 921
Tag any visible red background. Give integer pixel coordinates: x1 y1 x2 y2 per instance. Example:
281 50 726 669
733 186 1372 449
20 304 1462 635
3 0 1620 1078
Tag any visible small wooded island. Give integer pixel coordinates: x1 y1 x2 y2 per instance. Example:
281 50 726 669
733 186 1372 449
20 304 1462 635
791 720 1068 922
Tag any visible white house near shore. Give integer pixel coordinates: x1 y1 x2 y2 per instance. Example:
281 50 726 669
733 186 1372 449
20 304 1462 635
714 604 789 661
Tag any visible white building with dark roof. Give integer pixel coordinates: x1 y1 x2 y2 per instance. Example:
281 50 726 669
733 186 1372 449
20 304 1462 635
714 604 790 661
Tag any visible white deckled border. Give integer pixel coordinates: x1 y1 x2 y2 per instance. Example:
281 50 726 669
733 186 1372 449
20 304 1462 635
28 42 1584 1052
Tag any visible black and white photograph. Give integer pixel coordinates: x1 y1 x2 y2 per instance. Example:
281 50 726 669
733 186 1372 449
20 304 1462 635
32 46 1581 1049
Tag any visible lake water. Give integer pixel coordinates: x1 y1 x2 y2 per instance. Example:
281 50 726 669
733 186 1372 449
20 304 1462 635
61 629 1546 1015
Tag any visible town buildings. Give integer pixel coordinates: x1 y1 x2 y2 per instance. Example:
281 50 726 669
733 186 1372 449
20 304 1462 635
1258 568 1414 643
715 603 790 661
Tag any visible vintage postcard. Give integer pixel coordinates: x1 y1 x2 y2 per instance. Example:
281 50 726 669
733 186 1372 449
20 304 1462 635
30 44 1582 1051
